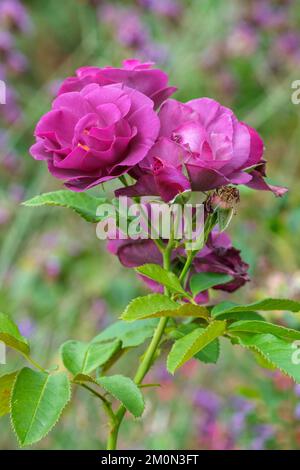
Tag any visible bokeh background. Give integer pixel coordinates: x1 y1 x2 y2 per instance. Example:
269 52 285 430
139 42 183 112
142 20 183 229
1 0 300 450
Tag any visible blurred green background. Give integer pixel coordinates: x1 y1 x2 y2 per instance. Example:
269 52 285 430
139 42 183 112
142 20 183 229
1 0 300 450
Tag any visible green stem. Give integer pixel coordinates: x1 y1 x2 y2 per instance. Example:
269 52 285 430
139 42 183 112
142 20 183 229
179 251 195 284
23 354 48 374
119 175 130 187
106 239 174 450
80 383 116 426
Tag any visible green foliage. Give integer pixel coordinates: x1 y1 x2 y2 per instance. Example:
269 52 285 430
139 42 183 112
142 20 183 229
135 264 187 295
23 190 107 223
121 294 178 322
122 295 209 322
167 321 227 374
228 320 300 341
190 272 233 296
214 311 265 321
212 299 300 317
0 372 17 417
97 375 145 417
235 333 300 383
92 320 158 348
0 313 29 355
217 208 235 232
195 339 220 364
11 368 71 446
60 339 121 376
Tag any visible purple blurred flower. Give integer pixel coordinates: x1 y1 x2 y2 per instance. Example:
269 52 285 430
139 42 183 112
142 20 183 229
100 4 149 50
1 86 22 124
90 298 109 328
7 50 28 74
0 0 32 33
141 43 170 64
0 206 10 225
226 23 259 57
9 183 25 202
274 31 300 65
295 403 300 420
193 389 221 416
231 412 247 435
251 1 288 30
294 384 300 398
230 396 254 414
250 425 274 450
18 317 35 338
44 257 61 279
229 396 254 437
117 13 149 49
0 31 14 57
139 0 182 20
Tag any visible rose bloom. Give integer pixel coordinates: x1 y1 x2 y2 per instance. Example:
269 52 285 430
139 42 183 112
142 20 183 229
30 62 175 190
58 59 176 110
107 229 249 304
117 98 287 202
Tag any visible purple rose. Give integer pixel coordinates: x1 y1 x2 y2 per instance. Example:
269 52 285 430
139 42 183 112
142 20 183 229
30 81 160 191
58 59 177 110
107 228 249 303
118 98 287 201
192 230 250 294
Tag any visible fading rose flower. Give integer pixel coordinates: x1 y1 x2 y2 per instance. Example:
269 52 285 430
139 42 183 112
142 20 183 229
118 98 287 201
58 59 177 110
30 82 160 191
107 228 249 303
192 230 250 295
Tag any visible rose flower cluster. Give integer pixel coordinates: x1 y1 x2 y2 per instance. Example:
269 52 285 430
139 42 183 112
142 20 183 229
30 59 287 303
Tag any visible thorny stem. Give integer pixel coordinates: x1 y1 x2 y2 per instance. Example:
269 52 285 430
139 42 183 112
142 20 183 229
106 236 174 450
104 211 217 448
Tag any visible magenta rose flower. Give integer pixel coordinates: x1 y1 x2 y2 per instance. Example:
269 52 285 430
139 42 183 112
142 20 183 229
117 97 287 201
107 229 249 304
30 82 160 191
58 59 177 110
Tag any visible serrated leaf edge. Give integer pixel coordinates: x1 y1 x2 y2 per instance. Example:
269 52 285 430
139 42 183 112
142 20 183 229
167 321 226 374
235 335 297 382
10 369 71 447
121 294 178 322
97 376 145 418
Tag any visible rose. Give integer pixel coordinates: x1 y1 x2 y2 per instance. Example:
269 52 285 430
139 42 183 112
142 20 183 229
30 82 160 191
117 98 287 201
107 229 249 303
58 59 177 110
